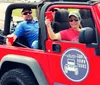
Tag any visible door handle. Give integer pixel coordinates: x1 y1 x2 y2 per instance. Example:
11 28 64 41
52 43 61 53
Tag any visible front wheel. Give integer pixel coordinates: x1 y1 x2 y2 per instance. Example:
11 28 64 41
0 68 38 85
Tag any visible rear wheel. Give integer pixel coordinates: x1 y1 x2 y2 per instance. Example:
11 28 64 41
0 68 38 85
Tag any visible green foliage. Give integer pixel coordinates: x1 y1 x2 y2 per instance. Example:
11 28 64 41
68 8 79 12
12 9 21 16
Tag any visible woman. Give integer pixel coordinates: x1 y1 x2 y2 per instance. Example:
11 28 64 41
45 11 82 42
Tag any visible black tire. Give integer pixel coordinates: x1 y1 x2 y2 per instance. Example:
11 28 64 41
0 68 38 85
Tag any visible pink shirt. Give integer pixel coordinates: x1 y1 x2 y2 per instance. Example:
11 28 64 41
60 28 80 42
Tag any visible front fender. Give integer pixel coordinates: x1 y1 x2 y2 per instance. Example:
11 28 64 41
0 54 49 85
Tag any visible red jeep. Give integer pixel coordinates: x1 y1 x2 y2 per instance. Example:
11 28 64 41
0 0 100 85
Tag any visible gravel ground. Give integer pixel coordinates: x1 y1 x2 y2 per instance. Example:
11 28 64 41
0 2 23 29
0 3 12 29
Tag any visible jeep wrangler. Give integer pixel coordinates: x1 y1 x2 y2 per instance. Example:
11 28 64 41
0 0 100 85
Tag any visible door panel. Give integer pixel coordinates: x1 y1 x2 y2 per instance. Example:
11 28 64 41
46 40 100 85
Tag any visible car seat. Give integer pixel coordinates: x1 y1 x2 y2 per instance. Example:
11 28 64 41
52 9 70 33
79 27 96 44
79 9 96 43
79 9 95 28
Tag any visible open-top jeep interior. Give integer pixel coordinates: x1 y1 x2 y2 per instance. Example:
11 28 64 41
0 3 41 48
0 0 98 50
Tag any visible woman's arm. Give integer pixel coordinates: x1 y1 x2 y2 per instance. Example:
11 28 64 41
45 19 61 40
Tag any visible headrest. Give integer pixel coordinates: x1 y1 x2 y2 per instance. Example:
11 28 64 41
79 9 92 19
55 9 69 22
79 27 96 44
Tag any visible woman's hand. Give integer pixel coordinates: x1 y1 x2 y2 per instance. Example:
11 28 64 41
45 18 51 27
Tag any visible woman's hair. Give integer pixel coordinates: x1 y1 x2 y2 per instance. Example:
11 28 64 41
79 24 82 29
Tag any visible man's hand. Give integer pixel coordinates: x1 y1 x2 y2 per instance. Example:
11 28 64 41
6 34 17 46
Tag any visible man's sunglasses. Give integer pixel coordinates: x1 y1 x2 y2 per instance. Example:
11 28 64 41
69 18 79 22
23 11 32 15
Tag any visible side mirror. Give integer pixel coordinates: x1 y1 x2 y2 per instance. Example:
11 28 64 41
79 27 96 44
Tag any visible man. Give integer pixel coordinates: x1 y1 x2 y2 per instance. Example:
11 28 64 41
6 8 39 49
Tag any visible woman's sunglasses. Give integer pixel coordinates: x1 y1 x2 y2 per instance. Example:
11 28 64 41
23 11 32 15
69 18 79 22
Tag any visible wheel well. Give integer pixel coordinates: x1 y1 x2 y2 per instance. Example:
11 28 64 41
0 61 38 84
